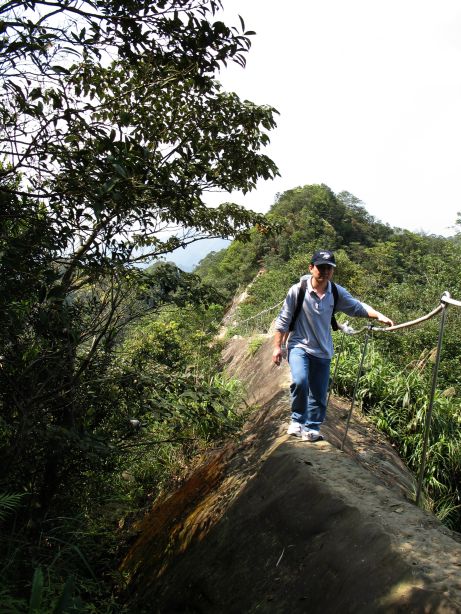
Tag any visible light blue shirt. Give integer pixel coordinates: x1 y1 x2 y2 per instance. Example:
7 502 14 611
275 275 369 359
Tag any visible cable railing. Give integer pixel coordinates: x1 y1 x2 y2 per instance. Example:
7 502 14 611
231 300 284 327
337 292 457 505
346 302 445 335
230 291 461 509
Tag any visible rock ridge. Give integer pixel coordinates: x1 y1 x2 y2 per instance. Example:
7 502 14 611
120 335 461 613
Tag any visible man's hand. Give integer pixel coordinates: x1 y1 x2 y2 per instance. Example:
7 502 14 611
375 312 394 327
272 330 286 366
366 307 395 327
272 347 282 366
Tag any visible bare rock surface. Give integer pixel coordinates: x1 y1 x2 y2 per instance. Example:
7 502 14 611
120 335 461 613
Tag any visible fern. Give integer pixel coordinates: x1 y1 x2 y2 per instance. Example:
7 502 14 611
0 493 24 522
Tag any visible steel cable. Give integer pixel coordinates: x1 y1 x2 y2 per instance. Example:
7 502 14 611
232 300 284 328
233 291 461 334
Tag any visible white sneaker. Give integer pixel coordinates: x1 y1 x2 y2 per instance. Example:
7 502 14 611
301 428 323 442
287 422 302 437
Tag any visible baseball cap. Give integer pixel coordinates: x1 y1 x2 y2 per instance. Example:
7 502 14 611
311 250 336 267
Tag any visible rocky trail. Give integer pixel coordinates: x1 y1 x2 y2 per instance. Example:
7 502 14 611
120 335 461 613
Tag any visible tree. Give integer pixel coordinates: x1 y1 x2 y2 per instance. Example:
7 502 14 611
0 0 279 516
1 0 278 276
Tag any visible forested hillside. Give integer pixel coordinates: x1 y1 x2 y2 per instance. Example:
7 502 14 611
196 183 461 531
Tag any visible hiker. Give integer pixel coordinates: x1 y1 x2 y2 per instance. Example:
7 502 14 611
272 249 394 442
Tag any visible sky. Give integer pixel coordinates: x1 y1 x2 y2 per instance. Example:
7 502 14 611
205 0 461 238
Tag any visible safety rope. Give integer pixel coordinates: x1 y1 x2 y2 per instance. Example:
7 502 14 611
233 300 283 326
441 295 461 308
348 303 445 335
233 291 459 334
335 292 460 506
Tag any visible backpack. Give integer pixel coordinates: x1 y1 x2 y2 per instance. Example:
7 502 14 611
288 279 339 332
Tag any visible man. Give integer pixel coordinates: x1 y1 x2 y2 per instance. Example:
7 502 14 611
272 250 394 442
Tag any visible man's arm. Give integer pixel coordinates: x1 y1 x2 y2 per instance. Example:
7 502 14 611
336 285 394 327
363 304 394 327
273 330 289 365
272 285 297 365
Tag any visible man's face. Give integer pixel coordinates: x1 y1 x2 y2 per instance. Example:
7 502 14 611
309 263 335 283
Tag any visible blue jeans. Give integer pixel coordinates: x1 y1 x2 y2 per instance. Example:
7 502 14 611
288 347 331 432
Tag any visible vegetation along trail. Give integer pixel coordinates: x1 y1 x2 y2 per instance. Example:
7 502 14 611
1 0 461 608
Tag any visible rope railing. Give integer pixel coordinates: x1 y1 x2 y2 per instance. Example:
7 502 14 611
232 290 461 509
348 303 445 335
441 295 461 308
232 300 283 327
336 291 460 506
232 292 456 335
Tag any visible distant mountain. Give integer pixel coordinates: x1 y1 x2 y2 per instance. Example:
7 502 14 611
164 237 230 272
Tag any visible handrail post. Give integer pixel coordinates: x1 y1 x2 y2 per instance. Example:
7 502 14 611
327 331 346 411
415 293 450 506
341 326 371 451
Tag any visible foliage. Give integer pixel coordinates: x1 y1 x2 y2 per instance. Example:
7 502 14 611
2 0 279 249
195 184 393 297
333 336 461 528
0 0 279 608
195 227 271 299
0 298 245 610
1 0 278 497
246 335 265 357
0 493 24 522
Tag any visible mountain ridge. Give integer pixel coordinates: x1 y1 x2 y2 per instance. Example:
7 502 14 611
120 334 461 612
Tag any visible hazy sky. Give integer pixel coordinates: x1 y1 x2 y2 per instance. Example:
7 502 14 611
208 0 461 237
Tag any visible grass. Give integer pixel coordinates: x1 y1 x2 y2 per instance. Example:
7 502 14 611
333 335 461 530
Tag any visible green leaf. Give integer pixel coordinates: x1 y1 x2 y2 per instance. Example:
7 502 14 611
29 567 44 613
53 576 76 614
113 163 128 178
51 65 70 75
30 87 42 100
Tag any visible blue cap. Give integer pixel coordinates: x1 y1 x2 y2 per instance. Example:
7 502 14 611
311 250 336 267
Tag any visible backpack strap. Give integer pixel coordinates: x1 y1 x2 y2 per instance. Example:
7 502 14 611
331 281 339 331
288 278 307 332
